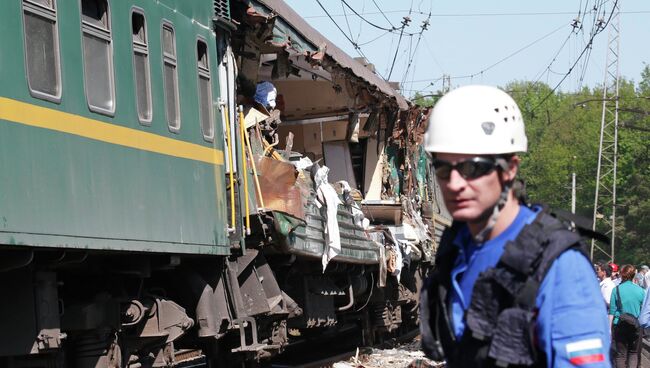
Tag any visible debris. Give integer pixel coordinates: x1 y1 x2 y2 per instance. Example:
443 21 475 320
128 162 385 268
333 363 356 368
332 338 444 368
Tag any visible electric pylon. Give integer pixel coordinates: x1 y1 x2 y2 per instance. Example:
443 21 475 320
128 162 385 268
591 1 621 261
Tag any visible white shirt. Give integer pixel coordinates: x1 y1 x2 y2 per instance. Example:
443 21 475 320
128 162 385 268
600 277 615 306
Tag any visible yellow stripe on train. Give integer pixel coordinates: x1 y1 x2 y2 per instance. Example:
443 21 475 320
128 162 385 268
0 97 224 165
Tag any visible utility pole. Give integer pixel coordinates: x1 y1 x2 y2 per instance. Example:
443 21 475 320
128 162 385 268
442 74 451 94
591 1 621 262
571 156 576 215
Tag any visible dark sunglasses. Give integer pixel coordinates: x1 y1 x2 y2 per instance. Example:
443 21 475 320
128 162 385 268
432 157 502 180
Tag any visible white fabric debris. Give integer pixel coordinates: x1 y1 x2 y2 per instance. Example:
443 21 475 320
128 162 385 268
315 166 342 272
403 200 431 243
291 156 314 171
402 222 420 242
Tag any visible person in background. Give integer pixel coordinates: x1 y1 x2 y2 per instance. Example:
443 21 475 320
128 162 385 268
639 286 650 339
419 85 610 367
635 265 649 289
610 263 621 286
609 264 645 368
597 262 617 309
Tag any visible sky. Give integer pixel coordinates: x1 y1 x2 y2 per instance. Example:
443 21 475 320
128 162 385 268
283 0 650 99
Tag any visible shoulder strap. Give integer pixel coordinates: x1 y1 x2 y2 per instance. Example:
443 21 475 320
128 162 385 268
499 210 584 308
615 285 623 311
536 205 610 245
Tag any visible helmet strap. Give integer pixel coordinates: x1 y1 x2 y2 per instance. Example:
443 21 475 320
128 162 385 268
473 158 512 244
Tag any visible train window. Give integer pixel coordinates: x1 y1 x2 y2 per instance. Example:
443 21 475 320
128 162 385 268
197 39 214 140
22 0 61 101
162 22 180 132
81 0 115 115
132 10 152 124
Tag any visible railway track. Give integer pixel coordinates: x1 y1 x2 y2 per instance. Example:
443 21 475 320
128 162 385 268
267 329 421 368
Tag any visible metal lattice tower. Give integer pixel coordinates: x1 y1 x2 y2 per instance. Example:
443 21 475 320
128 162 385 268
591 1 621 261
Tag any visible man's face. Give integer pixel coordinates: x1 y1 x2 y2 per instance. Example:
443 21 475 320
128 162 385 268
435 153 518 223
596 267 605 281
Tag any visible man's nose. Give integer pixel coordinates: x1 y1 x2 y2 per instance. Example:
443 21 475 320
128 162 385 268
446 168 466 191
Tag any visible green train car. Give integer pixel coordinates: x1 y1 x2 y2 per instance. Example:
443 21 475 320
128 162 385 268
0 0 229 254
0 0 435 367
0 0 242 366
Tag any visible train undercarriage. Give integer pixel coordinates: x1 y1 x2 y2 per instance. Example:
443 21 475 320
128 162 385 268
0 241 428 368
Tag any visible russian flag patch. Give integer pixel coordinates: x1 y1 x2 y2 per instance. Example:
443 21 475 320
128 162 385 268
565 338 605 365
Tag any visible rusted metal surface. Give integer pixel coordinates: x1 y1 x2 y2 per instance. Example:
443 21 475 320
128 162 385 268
256 156 305 219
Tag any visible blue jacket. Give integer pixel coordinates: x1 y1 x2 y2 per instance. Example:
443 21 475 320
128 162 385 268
449 205 611 367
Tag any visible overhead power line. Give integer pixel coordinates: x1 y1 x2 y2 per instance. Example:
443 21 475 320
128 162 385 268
340 0 419 36
447 22 568 82
405 20 567 88
387 15 412 80
401 17 431 87
315 0 378 76
531 0 619 112
304 9 650 19
371 0 396 28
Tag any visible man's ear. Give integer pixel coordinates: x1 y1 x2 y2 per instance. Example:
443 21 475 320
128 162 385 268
501 155 520 182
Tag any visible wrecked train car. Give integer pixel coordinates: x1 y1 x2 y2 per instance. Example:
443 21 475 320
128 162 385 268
229 0 451 352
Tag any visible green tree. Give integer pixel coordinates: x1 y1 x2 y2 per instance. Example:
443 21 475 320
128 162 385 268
412 92 439 108
504 74 650 265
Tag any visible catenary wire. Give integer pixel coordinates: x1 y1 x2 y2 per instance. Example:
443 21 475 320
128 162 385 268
530 0 619 112
340 1 355 43
315 0 371 62
340 0 419 35
304 9 650 19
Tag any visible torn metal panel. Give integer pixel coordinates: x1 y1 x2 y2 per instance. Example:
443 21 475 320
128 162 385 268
238 0 409 112
255 157 305 219
266 169 380 265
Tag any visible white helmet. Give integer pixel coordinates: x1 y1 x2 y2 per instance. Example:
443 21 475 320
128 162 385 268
424 85 527 154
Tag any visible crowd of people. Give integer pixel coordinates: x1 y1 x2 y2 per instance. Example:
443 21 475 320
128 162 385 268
595 262 650 367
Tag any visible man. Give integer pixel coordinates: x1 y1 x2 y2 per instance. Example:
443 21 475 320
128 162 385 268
419 85 610 367
639 282 650 367
636 265 649 289
639 286 650 331
610 263 621 286
596 262 616 308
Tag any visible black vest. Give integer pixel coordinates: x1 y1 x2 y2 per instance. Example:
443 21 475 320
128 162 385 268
420 209 591 367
